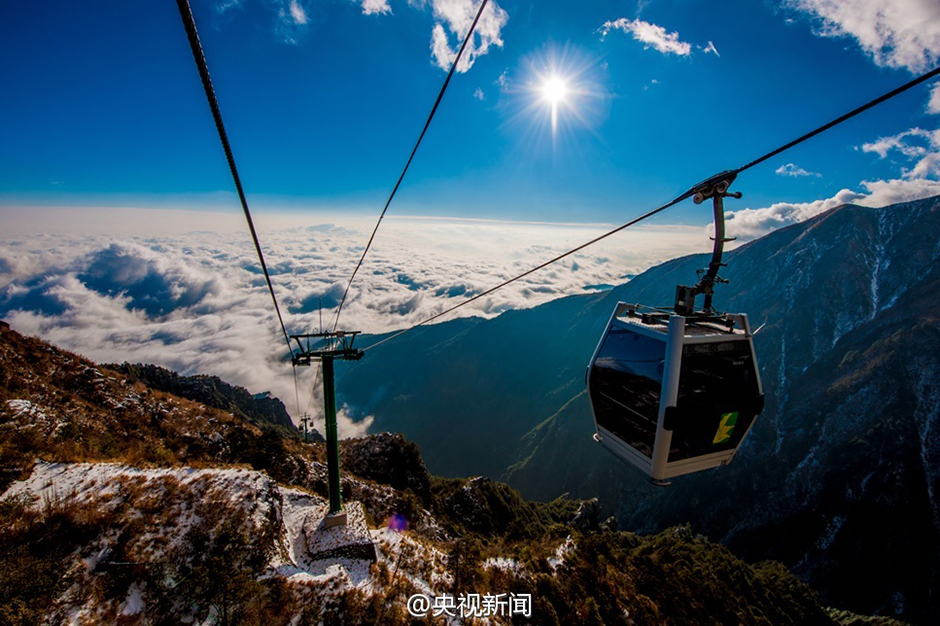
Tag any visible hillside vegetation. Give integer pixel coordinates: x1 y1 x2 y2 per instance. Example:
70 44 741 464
0 327 897 624
109 362 305 436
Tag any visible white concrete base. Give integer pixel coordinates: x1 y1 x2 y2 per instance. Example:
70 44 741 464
323 511 347 528
304 501 376 562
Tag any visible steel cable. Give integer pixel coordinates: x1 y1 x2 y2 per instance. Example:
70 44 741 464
176 0 293 353
330 0 492 332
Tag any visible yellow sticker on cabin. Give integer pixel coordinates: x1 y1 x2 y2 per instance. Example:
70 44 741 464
713 411 738 445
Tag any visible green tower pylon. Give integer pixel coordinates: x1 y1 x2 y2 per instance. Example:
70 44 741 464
290 330 363 519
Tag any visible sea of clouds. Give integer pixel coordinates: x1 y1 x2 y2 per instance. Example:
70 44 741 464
5 0 939 438
0 209 707 437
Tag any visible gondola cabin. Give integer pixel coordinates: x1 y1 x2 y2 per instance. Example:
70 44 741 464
587 302 763 485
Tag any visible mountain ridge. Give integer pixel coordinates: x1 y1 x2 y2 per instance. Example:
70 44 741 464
336 194 940 622
108 361 310 437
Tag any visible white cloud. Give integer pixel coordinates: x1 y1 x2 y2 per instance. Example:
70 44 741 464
703 41 720 56
272 0 312 44
0 213 707 436
599 18 692 56
473 87 485 100
494 69 510 91
929 83 940 114
431 23 453 69
722 189 866 240
858 176 940 205
861 127 940 178
724 177 940 240
211 0 316 41
776 163 822 177
726 124 940 240
429 0 509 73
217 0 243 15
216 0 506 69
861 127 932 158
288 0 308 24
335 406 374 439
360 0 392 16
790 0 940 72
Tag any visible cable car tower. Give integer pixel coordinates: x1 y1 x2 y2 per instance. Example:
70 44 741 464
587 172 765 485
291 330 364 525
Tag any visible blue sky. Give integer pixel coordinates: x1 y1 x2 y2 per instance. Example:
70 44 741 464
2 0 939 229
1 0 939 428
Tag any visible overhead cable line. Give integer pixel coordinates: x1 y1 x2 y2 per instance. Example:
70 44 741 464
734 65 940 176
362 194 690 351
331 0 492 332
362 64 940 352
176 0 292 353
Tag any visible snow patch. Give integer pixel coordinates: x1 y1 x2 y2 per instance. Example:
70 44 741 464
484 556 522 573
120 583 144 616
548 535 574 571
3 460 455 618
4 398 64 435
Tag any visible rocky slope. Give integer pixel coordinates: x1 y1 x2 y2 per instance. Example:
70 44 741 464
335 194 940 622
0 326 874 624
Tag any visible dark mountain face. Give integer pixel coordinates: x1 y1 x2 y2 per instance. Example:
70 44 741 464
337 195 940 622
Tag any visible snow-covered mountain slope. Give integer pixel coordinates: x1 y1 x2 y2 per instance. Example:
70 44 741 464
3 458 850 625
2 461 450 623
0 327 860 624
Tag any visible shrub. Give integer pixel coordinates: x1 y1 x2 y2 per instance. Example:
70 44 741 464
0 494 107 624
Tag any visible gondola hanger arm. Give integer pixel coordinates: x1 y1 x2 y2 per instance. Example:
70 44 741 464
674 172 742 316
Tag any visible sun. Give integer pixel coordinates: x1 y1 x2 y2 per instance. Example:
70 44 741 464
540 74 570 134
541 75 569 105
513 46 604 143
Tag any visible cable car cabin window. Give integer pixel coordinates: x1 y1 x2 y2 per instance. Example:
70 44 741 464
590 327 665 458
668 340 760 462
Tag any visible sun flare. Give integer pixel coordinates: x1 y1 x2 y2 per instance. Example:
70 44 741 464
541 75 568 105
540 74 570 134
517 48 603 143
